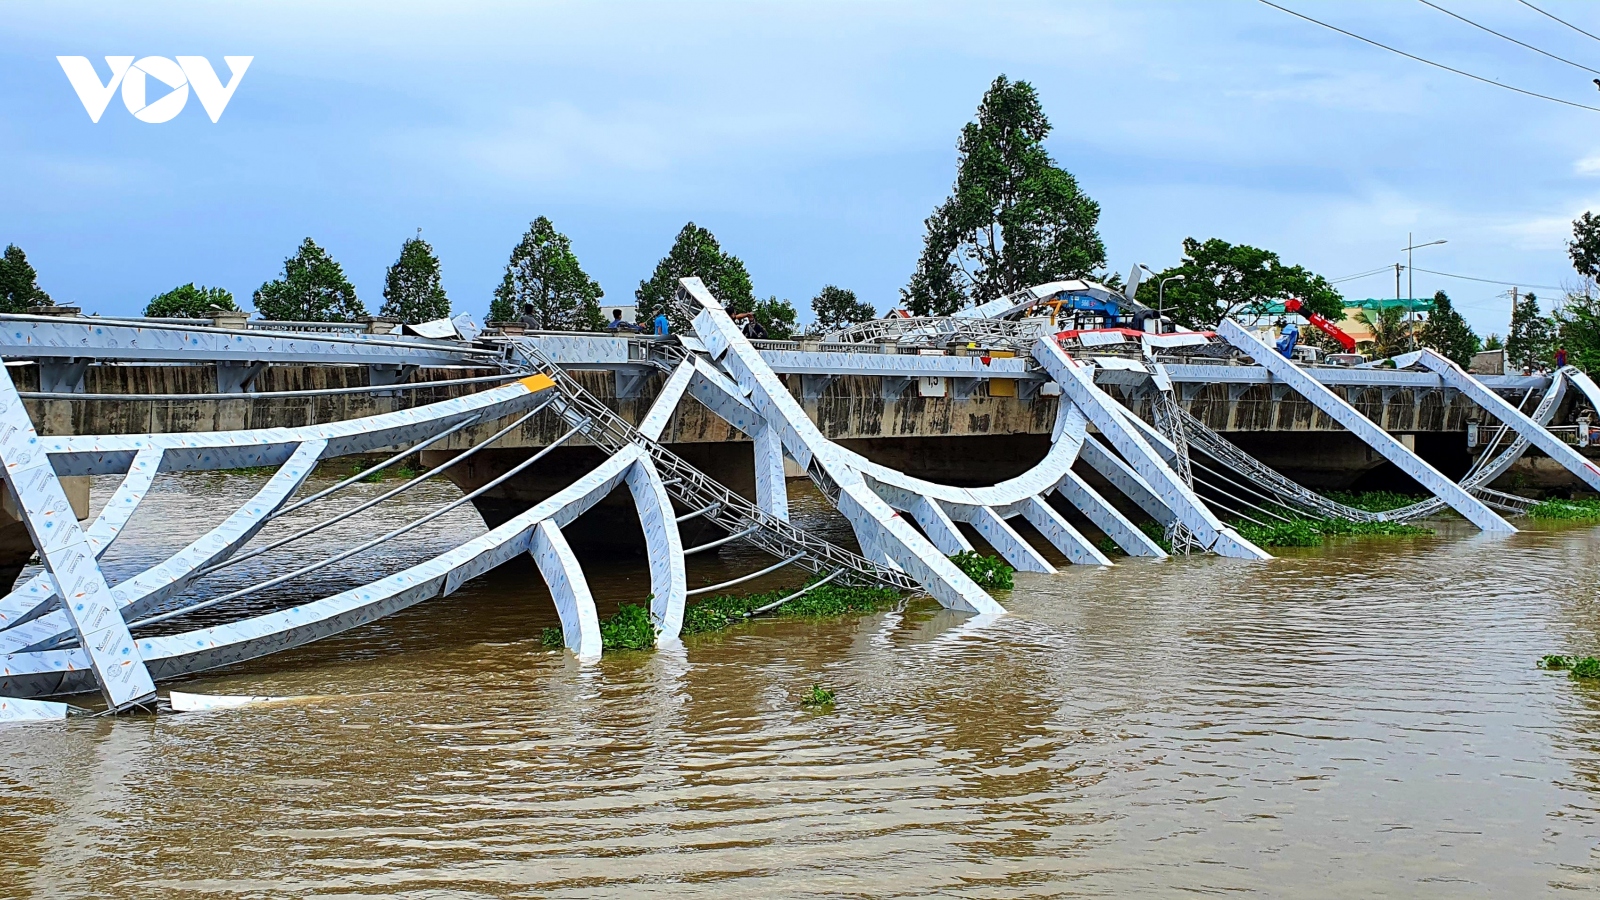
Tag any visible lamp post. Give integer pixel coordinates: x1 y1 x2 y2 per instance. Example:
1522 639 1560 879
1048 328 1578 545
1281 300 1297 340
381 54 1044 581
1138 265 1186 333
1401 234 1446 348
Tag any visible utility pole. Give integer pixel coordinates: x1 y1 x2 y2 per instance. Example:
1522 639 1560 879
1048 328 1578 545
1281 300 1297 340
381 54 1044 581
1400 235 1446 350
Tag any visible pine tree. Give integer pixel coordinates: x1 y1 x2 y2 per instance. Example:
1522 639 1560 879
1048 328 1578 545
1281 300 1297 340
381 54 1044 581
489 218 603 331
1505 292 1554 371
903 75 1106 316
145 283 237 317
636 222 757 330
0 244 52 313
381 233 450 323
810 285 876 334
253 238 367 322
1417 289 1479 367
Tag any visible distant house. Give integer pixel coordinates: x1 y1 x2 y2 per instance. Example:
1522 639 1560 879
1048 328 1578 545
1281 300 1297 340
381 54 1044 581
1258 297 1434 345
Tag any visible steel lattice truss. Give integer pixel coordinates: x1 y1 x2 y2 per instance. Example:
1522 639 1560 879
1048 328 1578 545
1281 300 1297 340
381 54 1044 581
3 282 1596 720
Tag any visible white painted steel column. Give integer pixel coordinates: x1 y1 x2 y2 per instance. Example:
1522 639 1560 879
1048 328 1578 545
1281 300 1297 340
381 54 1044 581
908 493 974 556
752 422 789 521
963 506 1055 573
1034 338 1269 559
1219 320 1513 533
0 365 155 709
1018 495 1113 566
531 520 601 659
1079 436 1176 526
1056 470 1167 558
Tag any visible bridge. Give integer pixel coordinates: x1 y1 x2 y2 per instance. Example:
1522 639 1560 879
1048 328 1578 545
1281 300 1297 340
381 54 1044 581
0 280 1594 721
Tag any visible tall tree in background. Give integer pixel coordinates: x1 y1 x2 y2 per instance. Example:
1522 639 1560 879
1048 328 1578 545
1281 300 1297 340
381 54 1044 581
752 296 798 340
903 75 1105 316
1143 238 1342 330
636 222 761 330
1417 289 1479 367
1505 291 1554 371
0 244 52 313
1561 213 1600 373
811 285 876 333
145 283 237 317
1570 211 1600 284
381 232 451 323
490 218 603 330
253 238 367 322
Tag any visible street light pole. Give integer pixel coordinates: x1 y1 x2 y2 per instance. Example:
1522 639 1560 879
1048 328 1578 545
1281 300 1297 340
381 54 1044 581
1400 235 1447 349
1137 264 1187 333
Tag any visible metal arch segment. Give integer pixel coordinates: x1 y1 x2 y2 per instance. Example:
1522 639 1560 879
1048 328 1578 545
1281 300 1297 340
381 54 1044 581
1413 353 1600 494
1217 320 1513 534
679 280 997 612
1033 337 1269 559
0 439 329 655
625 455 687 642
0 444 164 630
532 521 601 660
40 376 554 476
0 364 154 709
1056 470 1167 558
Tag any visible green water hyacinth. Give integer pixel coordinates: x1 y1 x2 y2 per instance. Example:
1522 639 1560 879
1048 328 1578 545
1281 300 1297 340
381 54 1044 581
1528 498 1600 521
801 683 836 709
948 551 1014 590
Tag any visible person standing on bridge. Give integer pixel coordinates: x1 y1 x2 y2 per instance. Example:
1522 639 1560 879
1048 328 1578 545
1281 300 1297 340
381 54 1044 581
607 309 636 334
652 311 670 337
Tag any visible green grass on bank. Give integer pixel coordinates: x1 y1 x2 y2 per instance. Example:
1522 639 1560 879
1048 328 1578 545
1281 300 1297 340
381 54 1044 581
948 551 1014 590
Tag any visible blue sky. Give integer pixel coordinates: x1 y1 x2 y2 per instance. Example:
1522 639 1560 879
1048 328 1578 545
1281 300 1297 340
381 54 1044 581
5 1 1600 336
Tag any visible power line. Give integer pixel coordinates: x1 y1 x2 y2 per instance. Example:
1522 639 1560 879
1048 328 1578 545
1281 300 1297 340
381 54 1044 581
1516 0 1600 45
1416 0 1600 77
1257 0 1600 113
1408 266 1566 291
1329 265 1394 284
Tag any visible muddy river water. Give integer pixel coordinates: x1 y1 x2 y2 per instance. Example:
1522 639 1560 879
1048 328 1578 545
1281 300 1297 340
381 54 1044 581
4 471 1600 897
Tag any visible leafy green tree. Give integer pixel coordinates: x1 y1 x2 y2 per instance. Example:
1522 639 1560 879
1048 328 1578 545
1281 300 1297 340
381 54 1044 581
145 283 238 317
903 75 1105 316
489 218 604 330
1570 212 1600 281
636 222 756 330
1417 290 1479 367
811 285 875 333
0 244 52 313
253 238 366 322
1483 333 1504 351
1143 238 1342 330
381 233 450 323
1357 304 1411 360
1557 292 1600 373
753 295 798 340
1506 291 1554 371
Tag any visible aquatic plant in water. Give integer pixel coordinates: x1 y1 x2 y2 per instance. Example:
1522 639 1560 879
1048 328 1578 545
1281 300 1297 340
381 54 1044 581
948 551 1014 590
1321 490 1427 512
1536 654 1600 679
801 683 835 709
1235 514 1431 548
680 580 900 636
539 601 658 651
1528 498 1600 521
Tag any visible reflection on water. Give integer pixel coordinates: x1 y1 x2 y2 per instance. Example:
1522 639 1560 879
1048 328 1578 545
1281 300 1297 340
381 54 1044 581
5 472 1600 896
